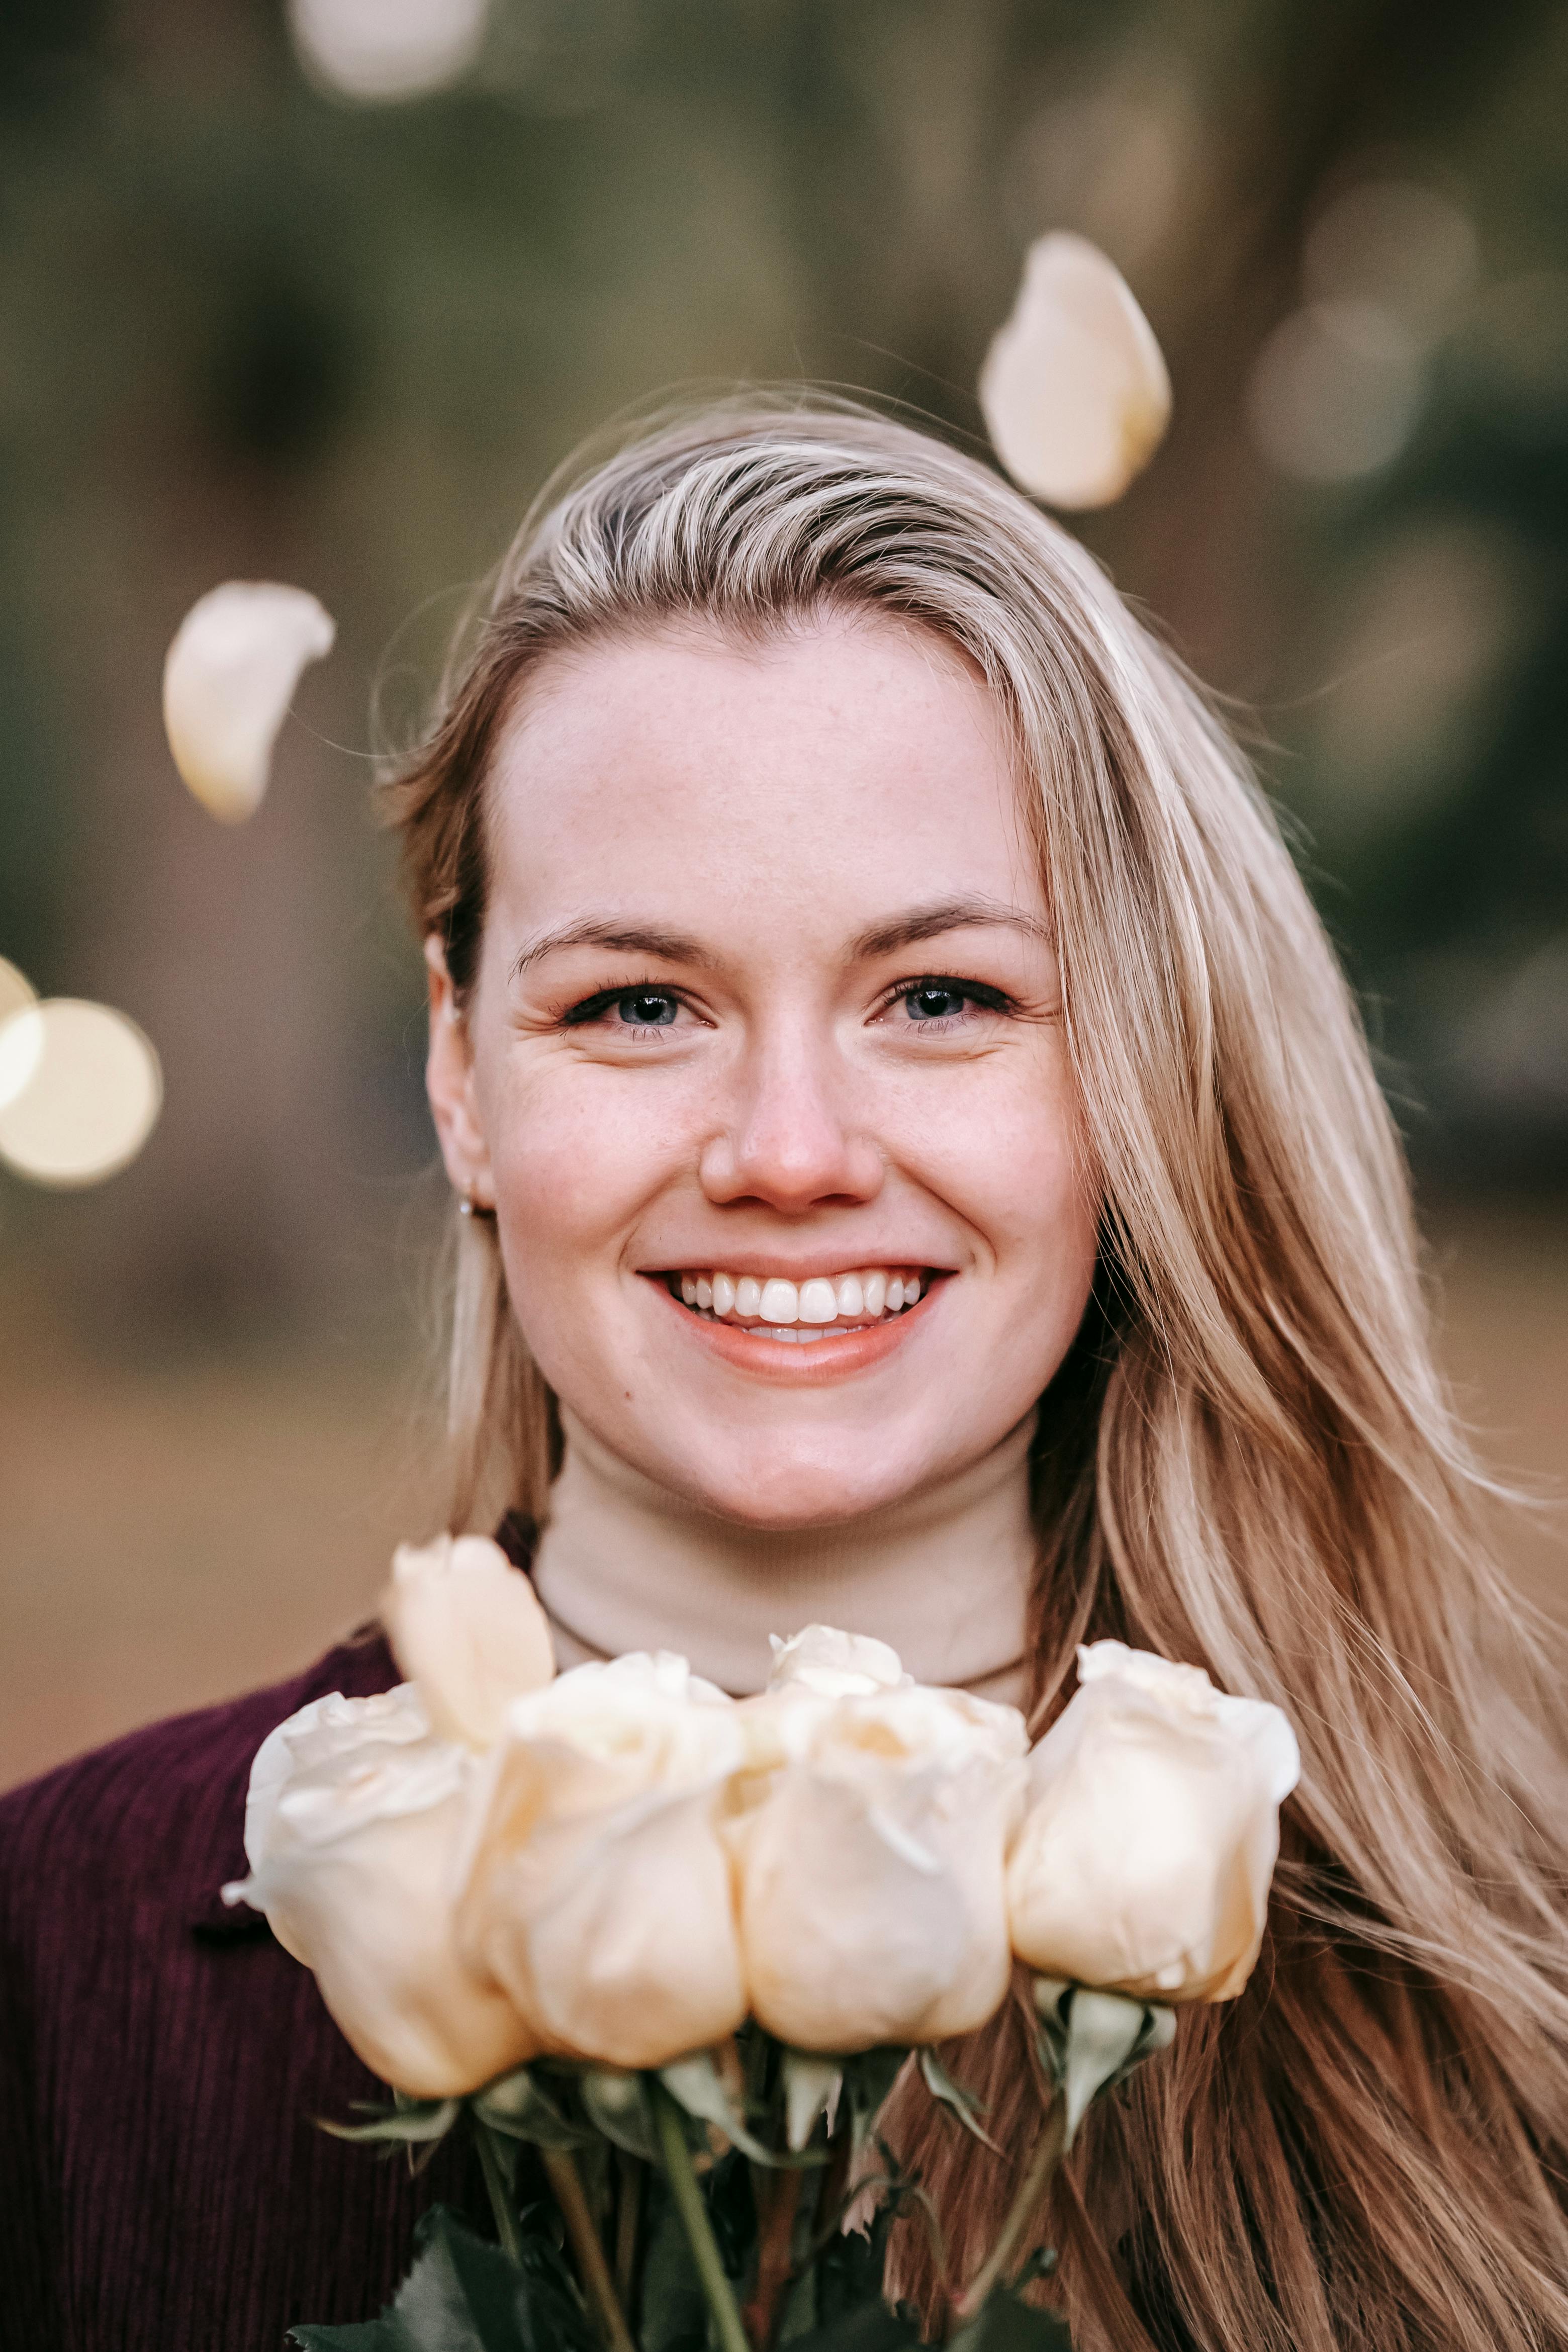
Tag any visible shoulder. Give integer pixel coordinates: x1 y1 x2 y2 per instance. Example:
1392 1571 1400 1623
0 1627 399 1943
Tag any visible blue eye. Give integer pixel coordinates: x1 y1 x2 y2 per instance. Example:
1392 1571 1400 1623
902 984 971 1022
616 990 679 1026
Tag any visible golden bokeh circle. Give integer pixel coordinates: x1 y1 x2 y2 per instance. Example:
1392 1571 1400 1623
0 998 162 1187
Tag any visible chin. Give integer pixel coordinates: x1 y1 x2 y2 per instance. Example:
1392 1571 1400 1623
657 1430 933 1532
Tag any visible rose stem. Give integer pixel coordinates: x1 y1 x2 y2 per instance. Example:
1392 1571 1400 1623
653 2082 752 2352
614 2150 644 2320
946 2091 1068 2331
474 2118 525 2267
742 2162 803 2352
541 2146 639 2352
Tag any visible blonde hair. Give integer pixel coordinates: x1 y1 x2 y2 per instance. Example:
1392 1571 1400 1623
386 399 1568 2350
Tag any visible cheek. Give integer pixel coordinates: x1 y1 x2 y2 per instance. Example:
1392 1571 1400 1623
477 1058 690 1287
912 1041 1096 1289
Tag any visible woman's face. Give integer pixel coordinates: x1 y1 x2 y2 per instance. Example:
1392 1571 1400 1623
428 611 1098 1528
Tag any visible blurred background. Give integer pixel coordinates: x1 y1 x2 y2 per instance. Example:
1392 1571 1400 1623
2 0 1564 1789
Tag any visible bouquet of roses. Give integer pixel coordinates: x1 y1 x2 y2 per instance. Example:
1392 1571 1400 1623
227 1536 1299 2352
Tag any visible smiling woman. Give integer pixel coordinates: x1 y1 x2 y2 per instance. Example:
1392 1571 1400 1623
3 400 1566 2352
382 401 1568 2351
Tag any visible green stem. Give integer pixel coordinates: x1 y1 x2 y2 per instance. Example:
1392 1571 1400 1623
542 2146 639 2352
946 2091 1067 2331
653 2082 752 2352
474 2118 525 2267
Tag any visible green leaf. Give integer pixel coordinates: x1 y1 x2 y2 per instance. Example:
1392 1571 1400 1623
636 2174 710 2352
917 2048 999 2151
475 2065 592 2150
318 2100 462 2150
1029 1980 1175 2149
660 2048 814 2167
948 2284 1073 2352
781 2050 843 2153
288 2207 604 2352
781 2298 924 2352
582 2066 661 2161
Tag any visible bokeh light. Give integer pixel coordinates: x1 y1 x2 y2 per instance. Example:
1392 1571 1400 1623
1304 180 1478 331
1247 298 1424 482
0 1000 162 1188
289 0 490 104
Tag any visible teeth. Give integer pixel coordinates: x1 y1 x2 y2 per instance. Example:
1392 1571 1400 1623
670 1265 930 1332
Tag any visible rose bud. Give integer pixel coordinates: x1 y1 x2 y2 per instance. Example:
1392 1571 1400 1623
1006 1641 1301 2003
224 1686 533 2098
730 1678 1027 2052
382 1532 555 1750
456 1653 748 2072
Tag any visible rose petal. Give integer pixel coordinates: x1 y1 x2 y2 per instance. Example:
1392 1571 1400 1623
980 233 1172 508
162 581 336 823
384 1533 556 1750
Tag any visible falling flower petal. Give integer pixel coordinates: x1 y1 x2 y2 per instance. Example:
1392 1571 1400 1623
980 232 1172 508
0 999 161 1187
163 582 336 823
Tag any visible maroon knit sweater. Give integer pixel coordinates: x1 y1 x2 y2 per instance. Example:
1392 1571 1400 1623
0 1625 488 2350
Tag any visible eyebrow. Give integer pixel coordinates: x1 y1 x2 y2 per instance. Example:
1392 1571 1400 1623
509 895 1049 983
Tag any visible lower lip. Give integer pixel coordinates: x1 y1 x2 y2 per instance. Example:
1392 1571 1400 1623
645 1276 940 1382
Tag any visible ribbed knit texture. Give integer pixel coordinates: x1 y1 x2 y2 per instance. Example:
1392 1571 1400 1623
0 1627 485 2349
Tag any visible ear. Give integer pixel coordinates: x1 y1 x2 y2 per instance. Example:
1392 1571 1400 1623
424 935 496 1210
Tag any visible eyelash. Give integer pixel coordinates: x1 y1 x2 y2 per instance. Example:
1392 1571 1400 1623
559 974 1014 1032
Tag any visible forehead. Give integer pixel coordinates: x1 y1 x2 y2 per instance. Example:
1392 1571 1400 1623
483 611 1041 929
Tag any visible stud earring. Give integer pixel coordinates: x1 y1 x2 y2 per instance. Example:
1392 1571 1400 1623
457 1191 474 1218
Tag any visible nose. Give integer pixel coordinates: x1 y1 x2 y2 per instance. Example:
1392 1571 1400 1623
698 1022 884 1215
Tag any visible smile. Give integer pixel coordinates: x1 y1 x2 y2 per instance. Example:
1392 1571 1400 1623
662 1266 932 1345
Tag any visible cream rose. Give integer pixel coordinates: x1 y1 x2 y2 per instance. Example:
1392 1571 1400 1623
224 1685 533 2098
768 1623 909 1700
382 1532 555 1749
1006 1641 1301 2002
730 1674 1028 2051
456 1653 748 2072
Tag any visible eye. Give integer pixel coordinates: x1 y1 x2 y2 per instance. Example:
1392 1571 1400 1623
561 982 690 1033
881 976 1010 1028
614 989 679 1028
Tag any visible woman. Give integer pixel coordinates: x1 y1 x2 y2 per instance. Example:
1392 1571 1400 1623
3 401 1565 2351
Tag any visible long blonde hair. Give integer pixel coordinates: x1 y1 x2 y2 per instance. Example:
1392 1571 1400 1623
386 399 1568 2351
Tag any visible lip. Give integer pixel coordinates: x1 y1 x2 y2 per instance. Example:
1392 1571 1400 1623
642 1269 942 1383
641 1254 953 1284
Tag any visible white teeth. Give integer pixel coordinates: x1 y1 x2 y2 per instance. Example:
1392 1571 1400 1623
673 1265 930 1330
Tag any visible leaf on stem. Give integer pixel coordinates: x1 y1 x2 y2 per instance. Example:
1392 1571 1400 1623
839 2047 910 2160
782 2049 843 2153
917 2049 999 2152
476 2066 592 2151
582 2068 661 2162
1030 1980 1174 2149
661 2048 815 2167
318 2098 462 2151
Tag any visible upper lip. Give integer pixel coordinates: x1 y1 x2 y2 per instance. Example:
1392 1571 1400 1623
639 1256 954 1281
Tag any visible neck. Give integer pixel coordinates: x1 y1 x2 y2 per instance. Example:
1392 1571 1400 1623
530 1405 1039 1704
